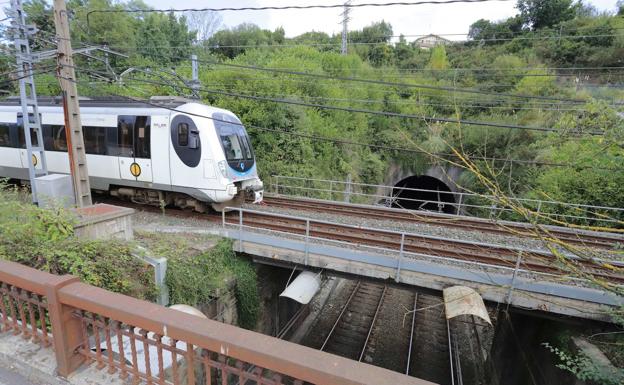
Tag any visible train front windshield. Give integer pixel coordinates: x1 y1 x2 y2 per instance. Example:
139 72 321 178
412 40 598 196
214 113 254 173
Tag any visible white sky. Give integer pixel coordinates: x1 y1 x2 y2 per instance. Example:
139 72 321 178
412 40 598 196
144 0 622 39
0 0 621 40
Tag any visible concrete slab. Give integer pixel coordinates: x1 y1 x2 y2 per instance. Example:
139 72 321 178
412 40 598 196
72 204 134 240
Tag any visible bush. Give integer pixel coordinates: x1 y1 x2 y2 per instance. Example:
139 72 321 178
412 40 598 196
0 180 155 300
141 232 260 329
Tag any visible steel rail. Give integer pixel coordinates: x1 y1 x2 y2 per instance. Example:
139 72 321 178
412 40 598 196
226 213 624 283
447 319 455 385
454 329 464 385
359 285 388 362
230 219 623 284
277 303 309 339
320 281 361 352
263 195 623 248
406 293 418 375
270 186 622 228
102 196 571 281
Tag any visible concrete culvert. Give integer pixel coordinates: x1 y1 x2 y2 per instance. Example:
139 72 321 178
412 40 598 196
391 175 457 214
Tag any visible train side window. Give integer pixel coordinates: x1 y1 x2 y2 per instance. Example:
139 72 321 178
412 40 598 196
178 123 189 146
134 116 150 158
84 126 107 155
0 123 10 147
117 116 135 157
17 115 39 148
44 125 67 151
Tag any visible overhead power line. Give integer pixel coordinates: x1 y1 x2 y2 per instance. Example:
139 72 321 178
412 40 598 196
73 60 615 108
96 30 624 51
0 67 56 87
50 73 624 172
179 57 619 105
85 0 514 18
69 64 605 135
76 52 614 105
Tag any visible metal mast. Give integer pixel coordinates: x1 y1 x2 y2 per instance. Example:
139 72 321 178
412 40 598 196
190 54 200 99
9 0 48 204
340 1 351 55
53 0 92 207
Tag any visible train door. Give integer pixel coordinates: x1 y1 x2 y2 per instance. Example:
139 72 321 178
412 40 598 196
0 112 22 178
117 115 153 183
17 114 44 173
169 114 206 189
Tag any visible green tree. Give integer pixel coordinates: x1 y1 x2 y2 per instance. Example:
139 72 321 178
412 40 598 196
23 0 55 50
349 21 393 43
427 45 449 70
529 101 624 223
517 0 578 30
468 16 524 43
207 24 284 59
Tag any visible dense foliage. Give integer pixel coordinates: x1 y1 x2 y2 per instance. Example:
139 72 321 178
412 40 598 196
1 0 623 380
138 232 260 329
0 181 155 299
0 0 622 223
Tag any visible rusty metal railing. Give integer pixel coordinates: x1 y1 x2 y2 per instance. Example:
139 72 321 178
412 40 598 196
0 260 434 385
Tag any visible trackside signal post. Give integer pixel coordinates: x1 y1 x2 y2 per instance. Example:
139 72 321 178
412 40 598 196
53 0 92 207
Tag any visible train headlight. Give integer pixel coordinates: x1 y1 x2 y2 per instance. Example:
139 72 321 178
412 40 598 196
217 160 228 177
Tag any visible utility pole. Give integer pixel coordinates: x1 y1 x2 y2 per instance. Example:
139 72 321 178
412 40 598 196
340 0 351 55
10 0 48 205
53 0 92 207
190 54 200 99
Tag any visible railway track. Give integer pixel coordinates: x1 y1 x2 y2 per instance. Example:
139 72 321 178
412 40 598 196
225 211 624 284
407 293 453 385
95 195 624 284
307 281 454 382
319 281 387 361
263 195 623 250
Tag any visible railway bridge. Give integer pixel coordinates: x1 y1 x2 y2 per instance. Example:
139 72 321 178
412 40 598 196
221 193 624 322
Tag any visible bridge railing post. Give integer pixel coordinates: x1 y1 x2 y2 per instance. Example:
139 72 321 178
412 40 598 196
304 219 310 265
395 233 405 282
506 251 523 305
456 193 463 215
238 209 243 253
45 276 84 378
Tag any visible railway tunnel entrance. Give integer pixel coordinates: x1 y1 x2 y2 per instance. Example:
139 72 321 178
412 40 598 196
391 175 457 214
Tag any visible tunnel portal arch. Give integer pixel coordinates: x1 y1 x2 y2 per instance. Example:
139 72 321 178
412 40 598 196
391 175 457 214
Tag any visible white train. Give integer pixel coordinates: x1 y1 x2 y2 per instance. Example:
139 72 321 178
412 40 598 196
0 97 263 211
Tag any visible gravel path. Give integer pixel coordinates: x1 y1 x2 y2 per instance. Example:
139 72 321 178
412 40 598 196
0 364 39 385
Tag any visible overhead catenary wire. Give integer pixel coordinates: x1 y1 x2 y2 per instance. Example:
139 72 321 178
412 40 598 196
85 0 515 20
198 59 623 105
97 63 610 105
51 70 622 172
113 55 620 106
0 66 56 86
68 64 602 134
120 74 607 134
98 56 624 81
74 50 622 106
96 30 624 51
